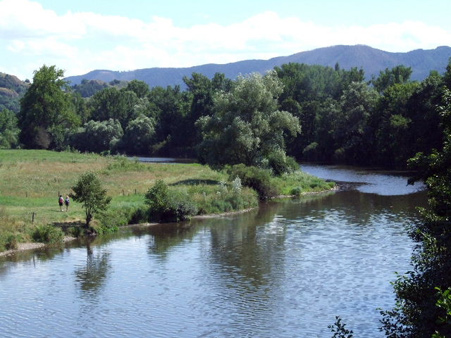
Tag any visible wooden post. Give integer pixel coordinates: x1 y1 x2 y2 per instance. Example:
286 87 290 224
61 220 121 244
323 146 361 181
32 212 35 223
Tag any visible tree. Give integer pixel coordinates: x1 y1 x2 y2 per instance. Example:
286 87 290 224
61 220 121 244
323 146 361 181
125 80 150 99
147 85 190 156
71 172 111 228
332 81 378 163
0 108 19 148
119 114 155 155
145 180 197 222
18 65 79 149
370 82 419 167
197 71 300 173
70 119 123 153
381 87 451 337
88 87 139 129
372 65 413 93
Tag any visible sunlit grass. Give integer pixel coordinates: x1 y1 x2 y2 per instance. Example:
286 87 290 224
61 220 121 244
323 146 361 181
0 149 334 251
0 150 241 249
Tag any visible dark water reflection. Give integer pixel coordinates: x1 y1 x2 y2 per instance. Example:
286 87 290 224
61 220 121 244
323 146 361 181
0 168 427 337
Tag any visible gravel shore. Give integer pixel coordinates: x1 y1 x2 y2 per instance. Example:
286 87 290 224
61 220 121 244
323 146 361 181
0 236 76 258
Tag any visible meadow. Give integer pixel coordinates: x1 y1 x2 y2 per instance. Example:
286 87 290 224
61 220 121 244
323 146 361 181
0 149 334 251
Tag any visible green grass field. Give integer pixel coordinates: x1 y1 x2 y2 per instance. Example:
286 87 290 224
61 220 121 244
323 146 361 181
0 149 334 251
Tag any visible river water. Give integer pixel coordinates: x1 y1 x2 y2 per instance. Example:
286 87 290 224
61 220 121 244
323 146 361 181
0 165 427 337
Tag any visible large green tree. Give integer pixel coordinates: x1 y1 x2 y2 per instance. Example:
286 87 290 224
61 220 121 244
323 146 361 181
119 114 155 155
197 71 300 172
18 65 79 149
147 85 190 156
88 87 139 129
332 81 378 163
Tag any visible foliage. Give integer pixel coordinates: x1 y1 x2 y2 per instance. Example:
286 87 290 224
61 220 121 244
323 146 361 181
124 80 150 99
70 119 123 153
328 316 354 338
88 87 139 129
18 65 79 149
332 81 378 163
2 61 448 170
0 108 20 148
72 79 110 98
145 180 197 222
119 114 155 155
148 85 191 156
381 87 451 337
267 150 299 176
225 164 275 200
71 172 112 228
0 207 27 252
197 71 300 170
433 287 451 338
372 65 413 93
31 224 64 245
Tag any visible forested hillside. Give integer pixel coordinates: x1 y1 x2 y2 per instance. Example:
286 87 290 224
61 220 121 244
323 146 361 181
0 72 29 113
65 45 451 88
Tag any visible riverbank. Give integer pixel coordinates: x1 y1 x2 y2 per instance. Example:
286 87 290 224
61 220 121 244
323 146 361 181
0 236 77 257
0 149 335 254
0 208 257 257
1 188 339 257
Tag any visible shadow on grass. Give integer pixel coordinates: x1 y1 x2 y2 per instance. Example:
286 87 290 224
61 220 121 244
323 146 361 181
53 220 85 232
170 179 220 186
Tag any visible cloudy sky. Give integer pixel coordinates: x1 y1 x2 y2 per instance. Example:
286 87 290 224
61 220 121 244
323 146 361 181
1 0 450 80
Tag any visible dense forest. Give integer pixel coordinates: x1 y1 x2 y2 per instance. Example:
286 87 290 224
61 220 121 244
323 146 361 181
1 61 450 171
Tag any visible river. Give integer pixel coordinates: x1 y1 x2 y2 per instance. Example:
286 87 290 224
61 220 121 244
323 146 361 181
0 165 427 337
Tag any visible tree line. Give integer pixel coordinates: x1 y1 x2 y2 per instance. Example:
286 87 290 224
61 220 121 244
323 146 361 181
1 61 450 172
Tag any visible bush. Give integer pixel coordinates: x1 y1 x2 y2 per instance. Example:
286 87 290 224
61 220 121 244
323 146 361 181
225 164 276 200
129 205 150 224
267 151 299 176
5 234 18 250
97 209 123 233
145 180 198 222
0 232 19 251
32 225 64 245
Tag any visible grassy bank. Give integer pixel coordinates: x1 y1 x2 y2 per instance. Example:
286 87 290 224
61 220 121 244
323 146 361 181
0 149 334 252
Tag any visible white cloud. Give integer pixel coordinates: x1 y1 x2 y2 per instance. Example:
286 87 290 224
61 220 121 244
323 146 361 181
0 0 450 80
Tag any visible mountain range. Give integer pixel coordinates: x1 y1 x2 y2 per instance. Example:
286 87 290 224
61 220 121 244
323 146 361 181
65 45 451 88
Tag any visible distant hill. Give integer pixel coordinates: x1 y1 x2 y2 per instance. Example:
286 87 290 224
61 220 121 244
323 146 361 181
0 72 29 113
65 45 451 88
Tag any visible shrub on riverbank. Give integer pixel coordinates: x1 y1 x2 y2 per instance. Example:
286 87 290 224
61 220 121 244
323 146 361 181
31 225 64 245
0 208 27 251
145 180 198 222
226 164 276 200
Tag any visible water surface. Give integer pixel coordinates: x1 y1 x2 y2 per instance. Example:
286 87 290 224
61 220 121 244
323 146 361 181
0 166 427 337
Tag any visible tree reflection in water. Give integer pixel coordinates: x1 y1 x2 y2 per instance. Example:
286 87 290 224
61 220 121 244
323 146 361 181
74 241 111 298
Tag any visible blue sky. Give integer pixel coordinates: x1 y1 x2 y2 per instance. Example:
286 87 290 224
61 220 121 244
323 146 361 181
1 0 450 80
